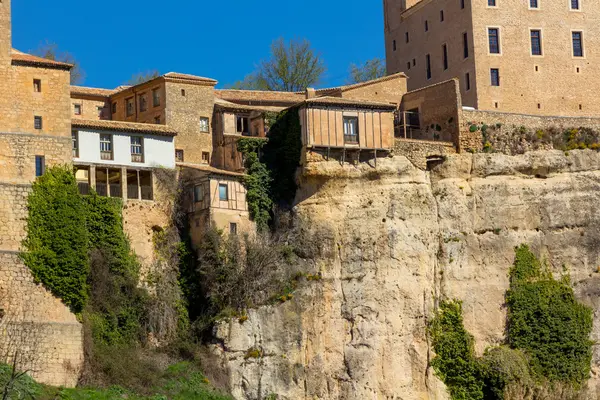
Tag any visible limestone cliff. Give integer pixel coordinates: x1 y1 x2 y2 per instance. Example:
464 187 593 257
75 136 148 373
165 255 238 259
207 150 600 400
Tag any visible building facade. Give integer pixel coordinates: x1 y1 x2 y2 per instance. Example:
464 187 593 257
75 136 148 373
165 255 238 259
384 0 600 116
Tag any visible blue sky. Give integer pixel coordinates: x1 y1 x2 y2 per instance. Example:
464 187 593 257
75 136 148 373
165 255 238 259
12 0 385 89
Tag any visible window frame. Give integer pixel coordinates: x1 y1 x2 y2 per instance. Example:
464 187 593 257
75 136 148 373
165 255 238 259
570 0 580 10
126 97 134 116
100 134 113 160
530 29 543 56
219 183 229 201
572 30 584 57
33 79 41 93
487 27 501 55
72 130 79 158
230 222 238 235
152 88 161 107
442 44 449 70
35 155 45 177
74 103 82 115
236 115 249 135
193 184 204 203
465 72 471 91
130 136 144 163
343 115 359 144
487 0 497 7
139 93 148 112
529 0 540 9
463 32 469 59
202 152 210 164
426 54 432 79
34 116 43 130
200 117 210 133
490 68 501 86
175 149 184 162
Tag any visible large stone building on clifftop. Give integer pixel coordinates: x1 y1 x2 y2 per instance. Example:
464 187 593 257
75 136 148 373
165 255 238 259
384 0 600 116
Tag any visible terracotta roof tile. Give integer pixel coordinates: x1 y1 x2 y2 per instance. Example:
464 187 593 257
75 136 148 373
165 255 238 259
315 72 407 95
164 72 217 84
215 89 304 105
303 96 398 110
72 119 177 137
11 49 73 69
214 98 286 113
177 163 246 178
71 86 116 98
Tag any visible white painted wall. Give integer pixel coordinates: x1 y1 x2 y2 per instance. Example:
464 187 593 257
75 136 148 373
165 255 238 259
73 129 175 168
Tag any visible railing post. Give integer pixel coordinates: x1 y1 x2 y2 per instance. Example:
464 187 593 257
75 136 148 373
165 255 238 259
403 112 407 139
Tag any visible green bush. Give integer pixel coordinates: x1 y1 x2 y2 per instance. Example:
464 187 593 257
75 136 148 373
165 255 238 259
21 166 90 313
430 300 484 400
479 346 533 400
506 245 593 386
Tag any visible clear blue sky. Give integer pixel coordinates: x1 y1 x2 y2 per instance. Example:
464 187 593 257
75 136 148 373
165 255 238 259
12 0 385 89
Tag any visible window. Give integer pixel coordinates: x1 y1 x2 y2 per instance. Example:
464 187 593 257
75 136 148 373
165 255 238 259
488 0 496 5
412 58 416 66
152 88 160 107
35 156 45 177
461 0 465 9
219 183 228 201
530 0 538 8
139 94 147 112
465 72 471 91
236 116 249 135
343 116 359 144
426 54 432 79
74 104 82 115
200 117 210 133
572 31 583 57
126 98 134 116
97 106 104 118
491 68 500 86
33 79 41 92
405 32 409 43
34 116 42 130
440 10 444 21
181 89 186 96
100 134 113 160
530 30 542 55
230 223 237 235
463 32 469 58
202 152 210 164
154 116 161 124
488 28 500 54
131 136 143 163
393 40 396 51
112 102 117 114
193 185 204 203
72 130 78 158
175 149 184 162
407 62 411 70
442 44 448 70
425 20 429 31
571 0 579 9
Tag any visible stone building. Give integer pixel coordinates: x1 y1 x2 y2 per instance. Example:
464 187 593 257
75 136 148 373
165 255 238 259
384 0 600 116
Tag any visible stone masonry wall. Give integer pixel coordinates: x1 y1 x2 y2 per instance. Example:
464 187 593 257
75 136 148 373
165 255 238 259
394 138 456 169
0 183 29 252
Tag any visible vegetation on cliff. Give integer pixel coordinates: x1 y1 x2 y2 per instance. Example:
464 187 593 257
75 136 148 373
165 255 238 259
430 245 593 400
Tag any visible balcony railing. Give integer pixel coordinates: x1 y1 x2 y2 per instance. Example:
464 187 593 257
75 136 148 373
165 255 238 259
141 185 153 201
77 182 90 195
395 111 424 140
127 185 139 199
109 184 122 198
96 183 107 197
131 154 143 163
101 151 113 161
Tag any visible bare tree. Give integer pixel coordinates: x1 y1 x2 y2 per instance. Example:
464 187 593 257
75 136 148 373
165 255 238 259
230 38 326 91
348 57 386 84
32 41 85 85
126 70 161 86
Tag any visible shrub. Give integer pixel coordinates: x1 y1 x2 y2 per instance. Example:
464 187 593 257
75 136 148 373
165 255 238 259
21 166 90 313
506 245 593 386
479 346 533 400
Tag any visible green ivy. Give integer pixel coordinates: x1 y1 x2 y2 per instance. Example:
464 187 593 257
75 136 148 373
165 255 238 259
21 166 90 313
237 138 273 231
506 245 593 386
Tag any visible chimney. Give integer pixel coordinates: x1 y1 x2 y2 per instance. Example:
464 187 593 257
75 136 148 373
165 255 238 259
0 0 11 64
305 88 316 99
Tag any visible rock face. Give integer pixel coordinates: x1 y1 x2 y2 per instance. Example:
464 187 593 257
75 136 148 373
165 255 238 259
209 150 600 400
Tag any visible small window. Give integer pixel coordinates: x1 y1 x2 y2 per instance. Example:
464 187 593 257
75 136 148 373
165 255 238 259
181 89 186 96
112 102 117 114
488 0 496 6
571 0 579 9
491 68 500 86
193 185 204 203
412 58 416 66
530 0 538 8
230 223 238 235
74 104 82 115
442 44 448 70
34 116 42 130
100 134 113 160
426 54 432 79
425 20 429 32
126 98 134 116
35 156 45 177
131 136 143 162
461 0 465 9
219 183 228 201
405 32 409 43
72 130 79 158
175 149 184 162
152 88 160 107
495 102 499 108
97 106 104 118
572 31 583 57
343 116 359 144
463 32 469 58
393 40 396 51
440 10 444 21
236 116 249 135
202 152 210 164
154 116 161 124
139 94 147 112
200 117 210 133
407 62 411 70
33 79 41 92
530 30 542 55
488 28 500 54
465 73 471 91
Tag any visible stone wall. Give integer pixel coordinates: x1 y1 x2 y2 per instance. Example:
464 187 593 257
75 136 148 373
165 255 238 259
394 138 456 169
0 182 29 252
464 109 600 131
0 252 82 387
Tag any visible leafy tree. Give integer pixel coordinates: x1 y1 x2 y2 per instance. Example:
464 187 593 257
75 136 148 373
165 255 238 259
231 38 325 91
32 41 85 85
348 57 386 84
126 70 161 86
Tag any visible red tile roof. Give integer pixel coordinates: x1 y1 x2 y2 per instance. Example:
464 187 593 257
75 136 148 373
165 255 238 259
11 49 73 69
72 119 177 137
303 96 398 110
315 72 408 95
71 86 116 98
215 89 305 105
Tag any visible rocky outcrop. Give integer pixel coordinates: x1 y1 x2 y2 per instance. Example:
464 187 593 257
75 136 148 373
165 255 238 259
208 150 600 400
